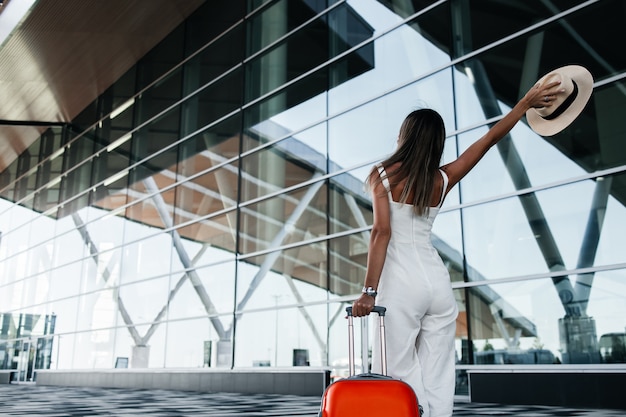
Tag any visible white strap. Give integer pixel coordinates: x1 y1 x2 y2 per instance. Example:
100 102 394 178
437 169 449 207
376 164 392 198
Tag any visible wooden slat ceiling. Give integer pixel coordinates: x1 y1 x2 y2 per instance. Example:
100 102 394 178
0 0 204 171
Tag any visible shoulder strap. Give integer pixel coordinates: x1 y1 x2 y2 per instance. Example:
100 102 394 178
376 164 392 199
437 169 449 207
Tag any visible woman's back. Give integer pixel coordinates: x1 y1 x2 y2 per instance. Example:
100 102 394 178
382 162 447 209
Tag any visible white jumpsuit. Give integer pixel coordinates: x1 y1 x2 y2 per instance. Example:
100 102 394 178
372 165 458 417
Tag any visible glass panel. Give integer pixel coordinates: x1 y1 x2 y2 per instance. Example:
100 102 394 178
130 109 181 165
328 70 455 173
468 270 626 365
247 0 326 57
233 304 329 367
117 276 169 332
240 133 326 203
178 115 241 171
173 165 238 226
135 67 183 127
75 287 118 333
433 210 465 283
46 296 80 338
73 209 127 276
112 322 167 368
328 170 372 235
243 68 328 147
54 333 77 368
453 3 626 136
243 95 327 153
165 317 218 368
184 27 245 95
328 233 367 298
124 182 169 230
181 68 243 135
463 172 626 281
184 1 245 61
328 1 450 114
167 261 236 322
236 241 328 311
0 209 34 253
239 182 327 254
454 288 469 395
48 263 85 302
174 211 238 260
245 2 373 102
71 328 116 369
118 234 174 285
455 73 599 197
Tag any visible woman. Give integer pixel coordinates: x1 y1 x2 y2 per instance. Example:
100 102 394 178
351 78 563 417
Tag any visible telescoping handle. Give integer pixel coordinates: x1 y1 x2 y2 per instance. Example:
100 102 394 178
345 306 387 377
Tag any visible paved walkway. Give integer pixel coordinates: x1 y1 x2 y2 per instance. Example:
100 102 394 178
0 384 624 416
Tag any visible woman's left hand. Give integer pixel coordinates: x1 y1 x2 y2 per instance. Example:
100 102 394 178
352 294 375 317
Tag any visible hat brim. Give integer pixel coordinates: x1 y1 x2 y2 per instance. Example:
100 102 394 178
526 65 593 136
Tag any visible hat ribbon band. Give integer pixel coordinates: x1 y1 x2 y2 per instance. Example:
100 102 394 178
542 80 579 121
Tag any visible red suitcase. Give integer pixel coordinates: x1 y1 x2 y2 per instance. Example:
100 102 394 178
319 306 421 417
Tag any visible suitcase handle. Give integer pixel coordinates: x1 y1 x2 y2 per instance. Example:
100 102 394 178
345 305 387 376
345 306 386 316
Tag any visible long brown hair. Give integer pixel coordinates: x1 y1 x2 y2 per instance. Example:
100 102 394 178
367 108 446 215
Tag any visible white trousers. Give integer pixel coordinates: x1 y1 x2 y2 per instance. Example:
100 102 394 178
372 259 458 417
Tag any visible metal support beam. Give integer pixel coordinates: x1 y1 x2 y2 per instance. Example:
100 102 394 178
71 213 143 346
142 244 211 343
571 176 612 315
464 59 576 314
143 177 227 340
235 175 324 313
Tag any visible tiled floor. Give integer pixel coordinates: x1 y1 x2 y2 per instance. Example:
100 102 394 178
0 384 623 417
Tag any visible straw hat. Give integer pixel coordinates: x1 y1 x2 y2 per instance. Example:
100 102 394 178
526 65 593 136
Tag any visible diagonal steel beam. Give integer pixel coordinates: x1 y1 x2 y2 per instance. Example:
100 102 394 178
143 177 226 339
234 175 324 315
344 193 371 243
464 59 576 315
141 244 210 344
71 213 143 346
571 176 612 315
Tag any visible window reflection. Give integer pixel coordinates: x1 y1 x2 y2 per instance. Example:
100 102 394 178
239 182 327 255
245 2 374 102
463 173 626 280
234 305 328 367
236 241 328 312
328 70 455 173
466 272 626 365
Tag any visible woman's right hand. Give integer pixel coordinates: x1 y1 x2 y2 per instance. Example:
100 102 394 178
352 294 375 317
524 79 564 109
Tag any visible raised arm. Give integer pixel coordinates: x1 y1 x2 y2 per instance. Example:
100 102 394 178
442 79 564 189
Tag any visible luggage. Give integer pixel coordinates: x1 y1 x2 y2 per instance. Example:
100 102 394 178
319 305 421 417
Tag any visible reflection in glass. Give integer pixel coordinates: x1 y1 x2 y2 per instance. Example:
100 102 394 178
165 317 217 368
329 170 372 235
245 2 373 102
167 261 236 323
234 304 328 367
239 182 327 254
467 271 626 365
463 174 626 281
240 136 326 203
328 70 455 173
236 241 328 313
328 233 368 298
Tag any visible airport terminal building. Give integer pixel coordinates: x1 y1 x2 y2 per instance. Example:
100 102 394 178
0 0 625 409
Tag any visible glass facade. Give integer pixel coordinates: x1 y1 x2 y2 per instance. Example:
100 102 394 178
1 0 625 396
